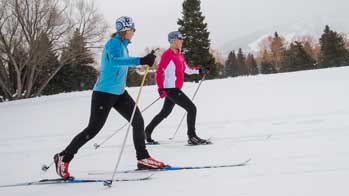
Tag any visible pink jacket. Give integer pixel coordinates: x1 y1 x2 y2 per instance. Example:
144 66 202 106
156 48 199 91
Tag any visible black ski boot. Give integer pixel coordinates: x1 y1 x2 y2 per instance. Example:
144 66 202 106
188 135 212 145
146 138 160 145
145 130 159 145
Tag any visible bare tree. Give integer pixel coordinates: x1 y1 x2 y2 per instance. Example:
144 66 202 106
257 35 273 52
69 0 108 48
270 32 286 72
0 0 107 101
36 0 108 96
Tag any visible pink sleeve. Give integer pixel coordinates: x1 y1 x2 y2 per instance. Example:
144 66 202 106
156 52 171 89
184 61 200 75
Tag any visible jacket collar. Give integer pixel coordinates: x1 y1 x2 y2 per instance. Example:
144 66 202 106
115 34 130 45
169 48 181 55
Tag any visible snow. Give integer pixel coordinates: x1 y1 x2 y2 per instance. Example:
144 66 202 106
1 67 349 195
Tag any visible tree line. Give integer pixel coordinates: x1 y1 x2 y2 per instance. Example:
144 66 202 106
224 25 349 77
2 0 348 102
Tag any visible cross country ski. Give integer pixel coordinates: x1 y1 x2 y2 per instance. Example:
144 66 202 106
0 175 153 188
88 159 251 175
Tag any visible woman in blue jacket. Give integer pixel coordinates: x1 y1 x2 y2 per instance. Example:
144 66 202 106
53 16 168 180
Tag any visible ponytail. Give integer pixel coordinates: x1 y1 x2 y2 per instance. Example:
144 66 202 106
110 32 117 38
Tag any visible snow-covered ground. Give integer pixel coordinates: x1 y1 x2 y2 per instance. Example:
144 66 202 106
1 67 349 195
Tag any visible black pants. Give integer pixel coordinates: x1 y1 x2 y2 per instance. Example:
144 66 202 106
145 88 197 138
61 91 149 162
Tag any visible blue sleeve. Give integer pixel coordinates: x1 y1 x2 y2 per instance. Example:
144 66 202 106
107 40 141 67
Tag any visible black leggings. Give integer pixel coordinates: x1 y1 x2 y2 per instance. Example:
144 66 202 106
145 88 197 137
61 91 149 162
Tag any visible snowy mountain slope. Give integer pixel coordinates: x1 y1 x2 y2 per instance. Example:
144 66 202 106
220 16 349 55
1 67 349 195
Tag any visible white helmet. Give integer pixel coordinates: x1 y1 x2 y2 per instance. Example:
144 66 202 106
115 16 135 32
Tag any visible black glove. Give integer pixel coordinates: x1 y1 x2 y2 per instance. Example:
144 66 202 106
199 67 210 75
140 51 156 67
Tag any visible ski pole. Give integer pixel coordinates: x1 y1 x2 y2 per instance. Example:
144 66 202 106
93 97 160 149
104 65 150 187
169 74 207 140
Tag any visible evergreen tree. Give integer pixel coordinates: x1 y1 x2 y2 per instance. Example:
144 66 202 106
319 25 348 68
281 41 316 72
34 33 60 95
178 0 218 79
246 53 258 75
236 48 248 76
224 51 237 77
45 29 97 95
302 38 318 62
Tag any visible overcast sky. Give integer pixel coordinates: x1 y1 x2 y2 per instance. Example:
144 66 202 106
94 0 348 56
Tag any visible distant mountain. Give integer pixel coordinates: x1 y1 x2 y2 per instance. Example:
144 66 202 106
220 16 349 57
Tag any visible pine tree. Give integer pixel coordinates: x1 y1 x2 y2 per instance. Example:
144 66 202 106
319 25 348 68
246 53 258 75
236 48 248 76
281 41 316 72
260 49 275 74
69 29 97 91
224 51 237 77
178 0 218 79
45 29 97 94
298 35 319 62
33 33 60 95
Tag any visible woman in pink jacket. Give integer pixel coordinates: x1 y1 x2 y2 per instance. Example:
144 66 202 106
145 31 209 145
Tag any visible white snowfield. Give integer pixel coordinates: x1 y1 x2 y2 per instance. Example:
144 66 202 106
1 67 349 196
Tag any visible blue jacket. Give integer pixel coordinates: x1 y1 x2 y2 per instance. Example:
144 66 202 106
93 34 140 95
